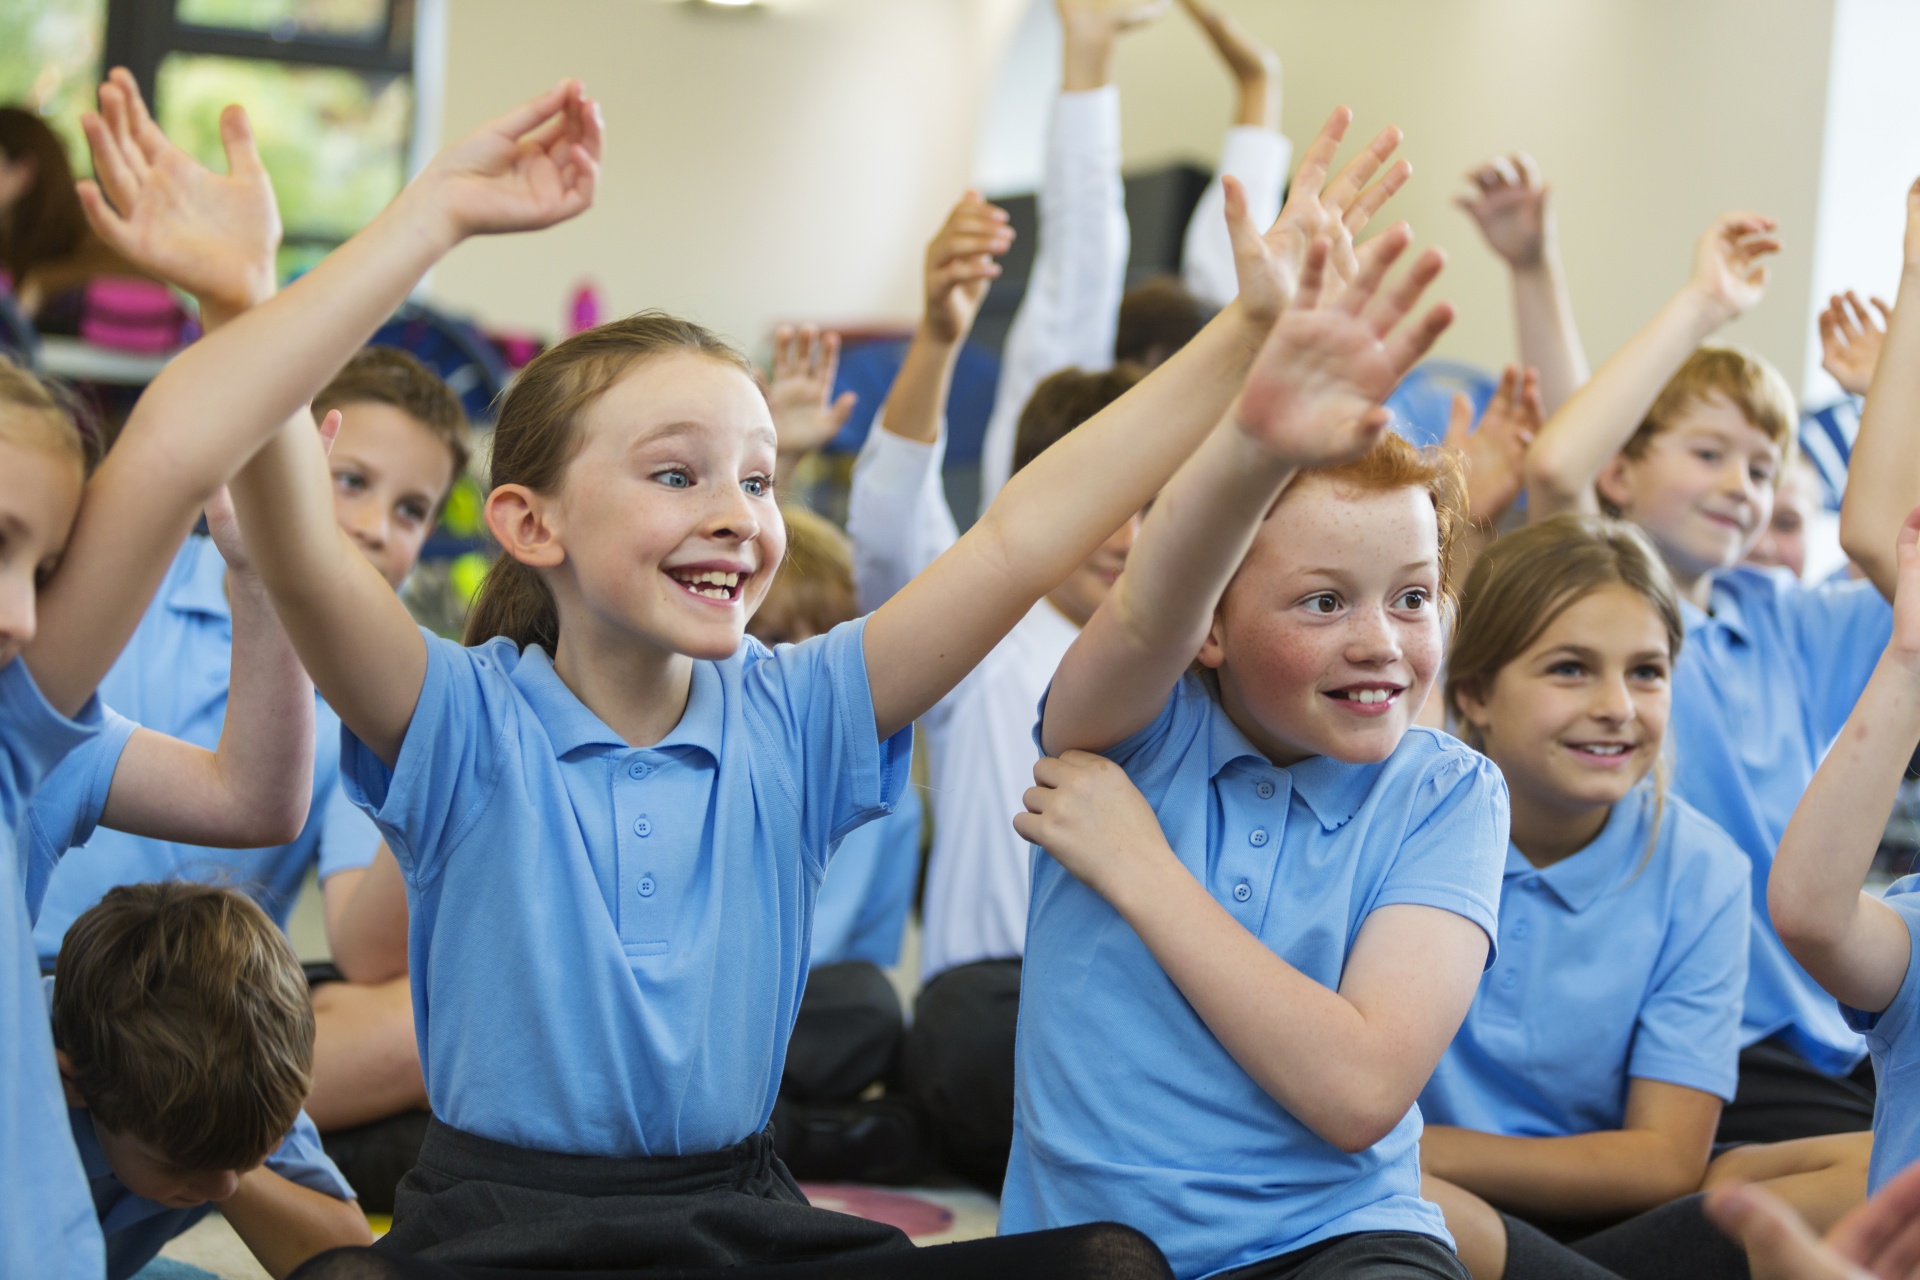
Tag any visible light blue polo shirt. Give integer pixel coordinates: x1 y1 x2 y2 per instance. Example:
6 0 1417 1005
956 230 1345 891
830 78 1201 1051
0 658 107 1279
1002 676 1508 1280
1842 878 1920 1193
1669 566 1893 1074
340 619 911 1158
32 536 379 965
17 705 138 922
1421 784 1750 1138
72 1100 354 1280
810 784 921 970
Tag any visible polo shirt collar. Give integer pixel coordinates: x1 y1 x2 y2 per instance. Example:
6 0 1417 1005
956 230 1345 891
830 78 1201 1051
1682 573 1751 645
1204 697 1384 831
512 644 723 761
68 1107 113 1181
1503 785 1651 913
167 536 231 623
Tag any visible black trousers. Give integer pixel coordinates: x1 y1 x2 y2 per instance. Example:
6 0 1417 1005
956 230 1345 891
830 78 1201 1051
781 961 905 1103
1715 1034 1875 1144
1215 1232 1469 1280
902 958 1022 1193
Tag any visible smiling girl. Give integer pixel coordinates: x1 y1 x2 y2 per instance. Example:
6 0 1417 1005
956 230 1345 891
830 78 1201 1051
1415 515 1752 1280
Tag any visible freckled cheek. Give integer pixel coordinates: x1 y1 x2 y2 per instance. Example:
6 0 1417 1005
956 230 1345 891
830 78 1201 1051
1225 616 1338 708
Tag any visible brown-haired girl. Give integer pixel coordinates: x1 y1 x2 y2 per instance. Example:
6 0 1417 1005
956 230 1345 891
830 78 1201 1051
1417 514 1754 1278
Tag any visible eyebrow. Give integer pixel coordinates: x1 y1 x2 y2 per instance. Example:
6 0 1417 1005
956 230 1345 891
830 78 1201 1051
631 420 780 454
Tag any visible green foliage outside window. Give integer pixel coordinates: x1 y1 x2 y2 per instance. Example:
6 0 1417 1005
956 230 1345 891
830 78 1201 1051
0 0 107 167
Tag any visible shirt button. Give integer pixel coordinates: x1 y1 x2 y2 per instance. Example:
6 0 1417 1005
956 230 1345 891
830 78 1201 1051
1524 876 1542 891
638 876 656 898
1255 781 1275 800
1249 828 1269 847
1233 882 1252 902
1512 920 1530 940
628 760 652 780
1499 971 1519 990
633 816 652 838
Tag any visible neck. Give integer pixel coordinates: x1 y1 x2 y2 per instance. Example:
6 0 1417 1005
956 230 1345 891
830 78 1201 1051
1504 779 1613 869
1217 668 1311 768
1670 563 1715 610
551 610 697 749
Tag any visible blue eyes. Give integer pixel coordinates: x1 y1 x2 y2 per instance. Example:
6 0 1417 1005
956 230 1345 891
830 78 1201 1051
743 477 771 498
654 468 773 497
657 469 692 489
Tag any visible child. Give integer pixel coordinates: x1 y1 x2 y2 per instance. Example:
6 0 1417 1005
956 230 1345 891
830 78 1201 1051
1769 494 1920 1198
1003 235 1493 1280
748 504 929 1184
975 0 1310 508
52 882 369 1279
1419 514 1751 1280
850 116 1411 1194
1523 209 1913 1142
164 74 1372 1280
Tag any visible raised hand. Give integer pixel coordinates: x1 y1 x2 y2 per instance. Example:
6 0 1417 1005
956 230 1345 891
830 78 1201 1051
76 67 280 320
415 79 602 242
766 325 857 464
1443 365 1542 527
1820 291 1893 397
1230 107 1413 326
1058 0 1172 38
1013 750 1175 903
1236 228 1453 467
1686 212 1781 327
1455 153 1550 270
923 190 1013 344
1177 0 1279 127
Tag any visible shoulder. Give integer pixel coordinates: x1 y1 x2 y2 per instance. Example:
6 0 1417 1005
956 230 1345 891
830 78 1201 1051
1393 727 1506 802
1884 876 1920 930
1653 794 1752 908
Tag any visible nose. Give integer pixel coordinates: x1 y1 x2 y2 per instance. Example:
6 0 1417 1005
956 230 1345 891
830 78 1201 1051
705 482 762 544
188 1168 241 1204
1720 456 1761 505
344 500 389 551
1343 602 1401 666
0 568 37 657
1590 673 1636 727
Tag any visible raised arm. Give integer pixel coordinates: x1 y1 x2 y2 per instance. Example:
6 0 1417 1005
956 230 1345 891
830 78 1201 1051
222 86 600 765
1819 291 1891 399
1176 0 1290 309
1042 228 1451 755
1768 506 1920 1011
1456 154 1588 413
98 488 314 847
1841 182 1920 600
865 109 1414 740
1015 749 1486 1153
766 325 857 481
1525 213 1779 522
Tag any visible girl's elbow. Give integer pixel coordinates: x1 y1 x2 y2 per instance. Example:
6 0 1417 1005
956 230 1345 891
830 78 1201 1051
241 794 311 848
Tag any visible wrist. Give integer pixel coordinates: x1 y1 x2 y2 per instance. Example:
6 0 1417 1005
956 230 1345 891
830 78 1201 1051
1100 834 1187 920
392 174 465 258
914 318 963 351
1676 282 1737 335
1061 26 1117 92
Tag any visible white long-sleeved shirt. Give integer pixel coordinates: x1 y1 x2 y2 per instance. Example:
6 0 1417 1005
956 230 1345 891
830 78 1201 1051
849 426 1079 978
1182 124 1293 310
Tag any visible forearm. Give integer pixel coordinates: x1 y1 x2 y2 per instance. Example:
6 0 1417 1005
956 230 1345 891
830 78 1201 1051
1421 1125 1708 1220
1526 287 1724 519
1108 856 1430 1153
878 328 961 446
1840 264 1920 598
222 1170 371 1280
1235 63 1279 130
1770 650 1920 1007
848 418 956 612
1042 415 1295 754
1510 255 1588 414
325 848 410 984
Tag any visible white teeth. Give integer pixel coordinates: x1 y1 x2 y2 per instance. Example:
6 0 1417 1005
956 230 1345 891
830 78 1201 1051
1346 689 1392 704
1576 744 1628 756
671 569 741 595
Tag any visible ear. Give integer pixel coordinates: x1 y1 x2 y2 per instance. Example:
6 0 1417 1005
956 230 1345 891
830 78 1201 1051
1595 452 1636 515
54 1050 86 1110
1196 607 1229 671
1451 678 1493 736
484 483 565 569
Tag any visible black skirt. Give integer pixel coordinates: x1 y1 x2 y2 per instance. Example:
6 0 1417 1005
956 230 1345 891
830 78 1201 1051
377 1117 913 1270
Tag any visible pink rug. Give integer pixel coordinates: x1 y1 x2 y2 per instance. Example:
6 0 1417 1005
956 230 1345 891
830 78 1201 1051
798 1184 955 1238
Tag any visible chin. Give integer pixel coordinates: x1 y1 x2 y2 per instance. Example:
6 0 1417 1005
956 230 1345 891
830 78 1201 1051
1316 721 1410 765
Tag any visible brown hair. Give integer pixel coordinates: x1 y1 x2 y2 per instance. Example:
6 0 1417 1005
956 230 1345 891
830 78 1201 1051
463 311 758 652
314 346 472 499
747 505 853 646
1013 364 1145 477
1621 345 1798 464
52 883 314 1173
1446 514 1684 748
0 108 84 290
1115 276 1211 369
0 352 97 475
1284 431 1469 603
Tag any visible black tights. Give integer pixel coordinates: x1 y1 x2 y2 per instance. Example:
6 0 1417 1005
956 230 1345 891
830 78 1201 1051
290 1223 1174 1280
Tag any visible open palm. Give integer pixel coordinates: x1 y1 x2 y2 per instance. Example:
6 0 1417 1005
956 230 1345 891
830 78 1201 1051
77 68 280 314
426 80 603 239
1691 212 1780 322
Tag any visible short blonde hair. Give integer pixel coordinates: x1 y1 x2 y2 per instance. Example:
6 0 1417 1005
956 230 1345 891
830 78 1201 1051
1624 345 1797 462
0 355 95 475
747 505 854 645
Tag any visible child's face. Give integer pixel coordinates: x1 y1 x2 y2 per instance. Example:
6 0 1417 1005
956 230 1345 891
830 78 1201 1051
0 434 85 669
547 353 784 661
1597 394 1781 584
327 403 459 590
1047 511 1141 628
1746 456 1821 579
90 1117 251 1209
1198 477 1443 766
1457 583 1671 819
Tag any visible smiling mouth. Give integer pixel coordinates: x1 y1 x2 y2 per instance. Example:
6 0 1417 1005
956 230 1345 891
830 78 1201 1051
1566 742 1634 761
1326 686 1404 714
667 568 744 603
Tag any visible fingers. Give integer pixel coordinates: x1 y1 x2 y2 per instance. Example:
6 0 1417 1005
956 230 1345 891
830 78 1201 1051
1899 504 1920 562
1831 294 1862 343
1384 302 1455 376
316 409 343 457
112 66 168 167
73 180 131 249
1335 221 1412 316
1873 296 1895 326
1294 237 1330 311
1289 106 1354 199
489 79 577 142
1513 152 1543 191
1323 125 1404 215
1346 158 1412 235
1831 1162 1920 1270
78 112 141 220
218 103 265 179
1515 367 1544 433
1704 1185 1855 1280
1443 391 1472 448
829 391 858 431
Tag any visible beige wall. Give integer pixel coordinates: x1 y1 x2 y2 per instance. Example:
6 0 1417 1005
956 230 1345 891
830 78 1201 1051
426 0 1847 396
427 0 1025 353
